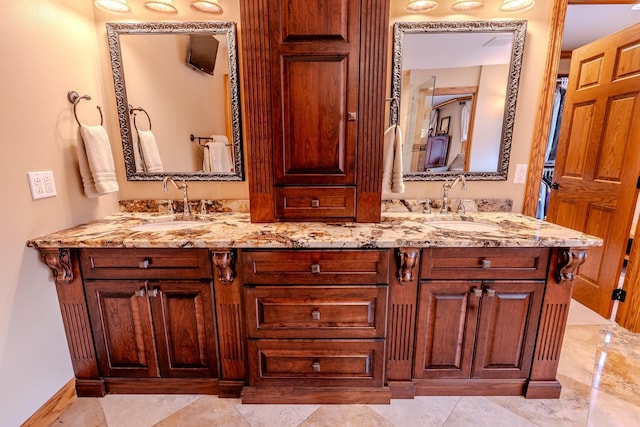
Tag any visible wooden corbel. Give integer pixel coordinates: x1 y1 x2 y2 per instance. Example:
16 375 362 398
556 248 587 284
397 248 420 283
41 248 73 285
212 250 235 285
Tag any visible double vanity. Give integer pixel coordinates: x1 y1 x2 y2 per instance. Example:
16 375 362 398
28 208 601 403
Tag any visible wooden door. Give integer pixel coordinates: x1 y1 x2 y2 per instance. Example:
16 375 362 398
472 281 544 380
270 0 359 186
424 135 449 169
149 281 219 378
413 280 480 379
85 281 159 378
546 23 640 317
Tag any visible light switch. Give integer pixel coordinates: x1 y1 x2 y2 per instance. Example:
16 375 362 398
514 164 527 184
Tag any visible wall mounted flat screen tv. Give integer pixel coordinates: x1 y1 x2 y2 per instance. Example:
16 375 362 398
187 35 219 75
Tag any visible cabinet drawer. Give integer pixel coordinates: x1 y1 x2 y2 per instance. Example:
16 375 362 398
244 285 388 339
242 249 389 284
421 248 549 280
80 248 212 279
247 339 384 387
275 186 355 219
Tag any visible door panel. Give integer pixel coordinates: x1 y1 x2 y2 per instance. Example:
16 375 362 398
546 23 640 318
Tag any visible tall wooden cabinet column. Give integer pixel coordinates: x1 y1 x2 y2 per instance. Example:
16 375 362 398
240 0 390 222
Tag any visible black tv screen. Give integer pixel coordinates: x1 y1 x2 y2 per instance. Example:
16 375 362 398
187 35 219 76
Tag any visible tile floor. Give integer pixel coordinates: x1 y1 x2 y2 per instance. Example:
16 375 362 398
50 299 640 427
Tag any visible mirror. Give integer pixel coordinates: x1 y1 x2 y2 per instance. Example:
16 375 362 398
107 21 244 181
390 20 527 181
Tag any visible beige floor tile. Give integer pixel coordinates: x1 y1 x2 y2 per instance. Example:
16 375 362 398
233 403 320 427
443 397 537 427
488 374 591 427
50 397 107 427
368 396 460 426
558 325 600 386
153 396 250 427
298 405 394 427
100 394 201 427
566 299 611 326
588 388 640 427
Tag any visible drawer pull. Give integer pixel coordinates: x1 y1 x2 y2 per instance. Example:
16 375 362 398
139 258 150 269
472 288 483 298
311 263 321 274
135 288 146 297
312 361 321 372
480 259 491 269
311 199 320 208
311 310 321 321
486 288 496 297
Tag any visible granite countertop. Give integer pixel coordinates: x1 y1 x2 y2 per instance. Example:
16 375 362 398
27 211 602 250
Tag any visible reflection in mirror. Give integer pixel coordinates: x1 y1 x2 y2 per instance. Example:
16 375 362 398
391 21 527 181
107 22 244 181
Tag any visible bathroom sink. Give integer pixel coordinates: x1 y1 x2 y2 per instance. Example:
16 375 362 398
129 220 209 232
426 220 500 232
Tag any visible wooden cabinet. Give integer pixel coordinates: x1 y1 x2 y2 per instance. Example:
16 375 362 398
79 248 219 393
240 0 390 222
241 249 390 403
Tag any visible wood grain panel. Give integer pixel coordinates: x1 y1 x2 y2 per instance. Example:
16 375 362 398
595 95 636 181
614 40 640 80
279 0 349 41
577 55 604 89
564 102 595 177
579 205 610 281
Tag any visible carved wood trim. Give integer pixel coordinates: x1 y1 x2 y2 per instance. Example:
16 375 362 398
556 248 587 284
397 248 419 283
41 248 73 285
212 250 235 285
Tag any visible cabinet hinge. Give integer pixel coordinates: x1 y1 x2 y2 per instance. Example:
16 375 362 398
612 289 627 302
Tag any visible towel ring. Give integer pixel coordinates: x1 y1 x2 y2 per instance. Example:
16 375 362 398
68 90 103 127
129 105 152 131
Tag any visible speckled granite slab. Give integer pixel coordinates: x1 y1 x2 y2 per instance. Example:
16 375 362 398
27 211 602 250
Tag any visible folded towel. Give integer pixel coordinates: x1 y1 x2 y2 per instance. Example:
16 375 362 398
137 129 163 172
78 124 119 196
203 135 233 173
382 124 405 194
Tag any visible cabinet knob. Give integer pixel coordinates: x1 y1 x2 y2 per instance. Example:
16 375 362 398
139 258 150 269
311 199 320 208
480 259 491 268
312 361 321 372
148 288 159 298
472 288 483 298
135 288 146 297
347 112 357 121
486 288 496 297
311 263 321 274
311 310 321 321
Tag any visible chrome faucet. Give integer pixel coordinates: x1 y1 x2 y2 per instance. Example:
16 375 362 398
162 176 191 219
441 174 467 213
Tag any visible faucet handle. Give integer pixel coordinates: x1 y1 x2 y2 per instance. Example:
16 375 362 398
166 200 175 214
425 199 432 214
456 199 466 214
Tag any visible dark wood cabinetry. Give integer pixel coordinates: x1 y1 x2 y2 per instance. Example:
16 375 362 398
240 0 390 222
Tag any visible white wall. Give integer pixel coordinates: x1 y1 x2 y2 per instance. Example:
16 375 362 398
0 1 119 425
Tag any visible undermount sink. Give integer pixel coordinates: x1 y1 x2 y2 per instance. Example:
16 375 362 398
129 220 209 232
426 220 500 232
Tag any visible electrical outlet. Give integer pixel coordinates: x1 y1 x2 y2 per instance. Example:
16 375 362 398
514 164 527 184
28 171 57 199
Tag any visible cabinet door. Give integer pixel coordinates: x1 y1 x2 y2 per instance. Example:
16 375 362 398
85 281 159 378
271 0 360 186
149 281 219 378
413 280 481 379
472 280 544 379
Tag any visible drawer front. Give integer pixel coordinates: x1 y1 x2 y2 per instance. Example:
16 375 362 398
421 248 549 280
80 248 212 279
275 186 355 219
247 339 385 387
242 249 389 285
244 286 388 339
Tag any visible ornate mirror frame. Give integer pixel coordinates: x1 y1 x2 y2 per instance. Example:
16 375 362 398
106 21 244 181
390 20 527 181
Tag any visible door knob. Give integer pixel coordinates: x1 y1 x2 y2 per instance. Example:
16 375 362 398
551 182 560 190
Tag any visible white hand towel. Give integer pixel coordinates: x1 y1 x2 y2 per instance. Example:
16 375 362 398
137 129 164 172
77 127 99 198
382 124 405 194
203 144 212 172
206 135 233 173
78 124 119 196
